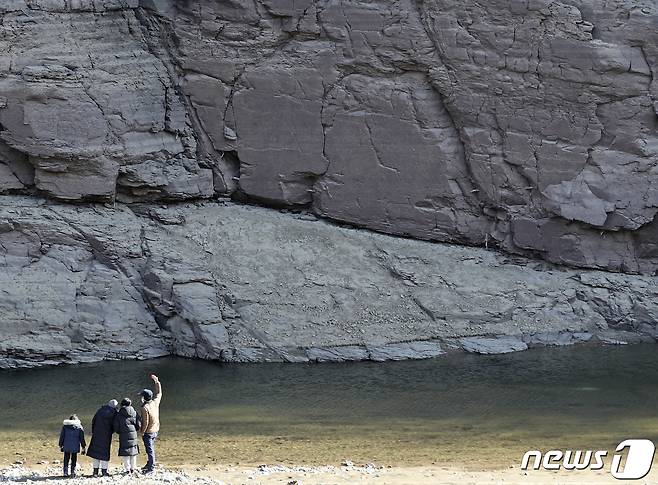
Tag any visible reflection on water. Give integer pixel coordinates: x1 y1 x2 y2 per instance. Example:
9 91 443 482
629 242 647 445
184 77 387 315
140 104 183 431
1 345 657 467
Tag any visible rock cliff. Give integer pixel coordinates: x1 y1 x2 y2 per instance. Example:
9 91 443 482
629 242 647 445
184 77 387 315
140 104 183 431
0 0 656 367
2 0 657 273
0 197 656 368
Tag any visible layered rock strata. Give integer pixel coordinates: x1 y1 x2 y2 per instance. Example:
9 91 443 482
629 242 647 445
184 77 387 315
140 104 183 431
0 1 657 367
0 0 656 274
0 197 655 368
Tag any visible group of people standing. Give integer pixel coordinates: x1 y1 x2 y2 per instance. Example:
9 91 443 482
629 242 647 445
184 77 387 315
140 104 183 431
58 375 163 478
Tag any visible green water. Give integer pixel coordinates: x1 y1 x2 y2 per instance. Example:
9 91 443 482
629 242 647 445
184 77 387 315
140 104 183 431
1 345 657 468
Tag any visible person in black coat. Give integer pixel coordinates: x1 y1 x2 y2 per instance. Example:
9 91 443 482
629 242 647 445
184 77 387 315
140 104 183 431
113 398 141 474
58 414 86 477
86 399 118 477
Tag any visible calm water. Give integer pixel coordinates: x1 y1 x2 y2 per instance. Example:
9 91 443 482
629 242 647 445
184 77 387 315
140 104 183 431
1 345 657 467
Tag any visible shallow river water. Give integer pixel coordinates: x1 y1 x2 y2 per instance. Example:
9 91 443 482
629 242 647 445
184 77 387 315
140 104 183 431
1 345 657 469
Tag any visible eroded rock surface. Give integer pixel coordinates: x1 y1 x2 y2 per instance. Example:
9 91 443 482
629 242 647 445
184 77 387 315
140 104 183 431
0 0 656 274
0 2 657 367
0 196 655 368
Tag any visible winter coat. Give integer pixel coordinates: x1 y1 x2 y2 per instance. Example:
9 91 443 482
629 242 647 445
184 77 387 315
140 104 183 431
59 419 86 454
141 380 163 434
86 405 116 461
113 406 140 457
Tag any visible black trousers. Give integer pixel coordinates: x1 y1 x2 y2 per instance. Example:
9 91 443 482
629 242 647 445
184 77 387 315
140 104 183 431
63 452 77 473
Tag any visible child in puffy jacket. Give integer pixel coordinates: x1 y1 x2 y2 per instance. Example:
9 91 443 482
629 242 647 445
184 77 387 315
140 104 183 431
59 414 86 477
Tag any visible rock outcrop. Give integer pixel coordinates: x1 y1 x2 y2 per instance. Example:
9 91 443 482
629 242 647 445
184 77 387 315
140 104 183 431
0 0 656 274
0 196 655 368
0 1 656 367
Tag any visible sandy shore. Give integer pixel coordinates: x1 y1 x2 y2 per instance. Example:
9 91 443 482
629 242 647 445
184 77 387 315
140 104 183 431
3 463 657 485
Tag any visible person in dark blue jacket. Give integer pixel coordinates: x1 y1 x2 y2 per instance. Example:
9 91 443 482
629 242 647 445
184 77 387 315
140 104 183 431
58 414 86 477
86 400 118 477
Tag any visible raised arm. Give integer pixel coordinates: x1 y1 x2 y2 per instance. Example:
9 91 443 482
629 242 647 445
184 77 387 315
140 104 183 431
152 375 162 405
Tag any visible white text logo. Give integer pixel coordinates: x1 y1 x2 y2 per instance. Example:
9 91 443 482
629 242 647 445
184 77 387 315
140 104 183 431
521 439 655 480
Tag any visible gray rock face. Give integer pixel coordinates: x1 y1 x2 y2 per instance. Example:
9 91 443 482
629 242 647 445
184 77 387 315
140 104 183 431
0 0 656 274
459 337 529 355
0 196 655 368
0 2 657 367
368 341 445 361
